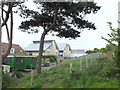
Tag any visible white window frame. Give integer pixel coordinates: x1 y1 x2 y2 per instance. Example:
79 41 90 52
10 48 15 53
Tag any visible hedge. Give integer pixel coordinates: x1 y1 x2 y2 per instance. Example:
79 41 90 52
37 55 57 62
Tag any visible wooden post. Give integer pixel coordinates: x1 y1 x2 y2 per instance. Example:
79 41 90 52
91 54 93 64
70 62 72 74
80 59 82 71
93 54 95 63
31 69 33 86
86 56 88 68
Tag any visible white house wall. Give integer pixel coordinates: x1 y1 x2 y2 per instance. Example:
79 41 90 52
44 41 59 56
63 45 72 57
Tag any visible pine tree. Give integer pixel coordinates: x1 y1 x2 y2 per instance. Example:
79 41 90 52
19 2 101 73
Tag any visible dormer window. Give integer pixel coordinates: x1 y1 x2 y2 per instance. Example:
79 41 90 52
10 48 15 53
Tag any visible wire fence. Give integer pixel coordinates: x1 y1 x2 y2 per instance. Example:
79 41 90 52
63 52 102 62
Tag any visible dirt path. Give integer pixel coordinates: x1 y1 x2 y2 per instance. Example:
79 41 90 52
41 64 56 71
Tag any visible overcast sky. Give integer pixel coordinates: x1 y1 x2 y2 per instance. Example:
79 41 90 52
2 0 120 51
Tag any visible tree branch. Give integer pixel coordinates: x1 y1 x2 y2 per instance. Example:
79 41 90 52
2 2 13 27
45 6 58 32
2 5 10 40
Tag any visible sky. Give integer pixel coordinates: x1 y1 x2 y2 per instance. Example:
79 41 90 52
1 0 120 51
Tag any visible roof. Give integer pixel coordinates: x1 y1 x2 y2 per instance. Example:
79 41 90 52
2 42 26 55
57 43 68 51
24 40 54 51
7 55 36 57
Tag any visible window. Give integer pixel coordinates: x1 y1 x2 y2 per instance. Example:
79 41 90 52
29 52 32 55
54 52 58 56
16 57 22 64
10 48 15 53
6 57 12 64
47 51 50 55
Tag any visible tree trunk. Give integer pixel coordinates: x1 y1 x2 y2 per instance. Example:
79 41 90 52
2 9 13 61
35 31 47 74
0 2 2 90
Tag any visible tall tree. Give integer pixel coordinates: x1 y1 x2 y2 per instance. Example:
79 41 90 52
1 2 14 62
0 2 14 69
0 2 26 63
0 2 2 90
0 1 27 89
19 2 100 73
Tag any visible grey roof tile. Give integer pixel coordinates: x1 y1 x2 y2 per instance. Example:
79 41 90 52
24 40 53 51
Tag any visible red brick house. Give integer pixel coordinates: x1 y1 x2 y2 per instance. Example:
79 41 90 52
2 42 26 55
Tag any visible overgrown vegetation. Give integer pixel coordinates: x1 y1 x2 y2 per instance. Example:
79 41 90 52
42 55 57 62
8 53 119 88
2 73 15 89
86 44 114 54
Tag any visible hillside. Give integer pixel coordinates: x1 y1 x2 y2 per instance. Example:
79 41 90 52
8 53 119 88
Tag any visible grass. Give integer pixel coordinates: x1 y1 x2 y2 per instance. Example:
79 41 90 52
8 55 119 88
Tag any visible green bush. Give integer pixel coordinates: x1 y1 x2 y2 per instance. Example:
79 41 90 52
37 55 57 62
50 57 54 62
2 73 14 89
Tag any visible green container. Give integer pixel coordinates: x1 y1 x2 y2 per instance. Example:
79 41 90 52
3 55 37 71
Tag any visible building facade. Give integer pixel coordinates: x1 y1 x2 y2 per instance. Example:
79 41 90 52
57 43 72 57
24 40 59 56
24 40 72 57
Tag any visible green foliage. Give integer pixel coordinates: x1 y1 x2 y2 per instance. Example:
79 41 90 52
19 2 101 39
102 22 120 46
50 57 54 62
64 57 118 88
102 22 120 70
93 48 99 53
37 55 57 62
86 50 93 54
10 53 118 88
86 44 115 54
105 44 114 52
2 73 15 89
42 55 57 62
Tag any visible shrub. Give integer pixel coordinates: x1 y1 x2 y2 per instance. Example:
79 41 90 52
2 73 14 89
37 55 57 62
50 57 54 62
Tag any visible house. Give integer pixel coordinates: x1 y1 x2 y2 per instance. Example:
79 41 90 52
24 40 59 56
57 43 72 57
2 42 26 55
71 49 87 57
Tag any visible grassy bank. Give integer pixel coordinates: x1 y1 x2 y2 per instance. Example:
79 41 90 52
9 55 119 88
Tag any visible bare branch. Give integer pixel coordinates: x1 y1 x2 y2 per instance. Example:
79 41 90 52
2 5 10 40
2 2 13 27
